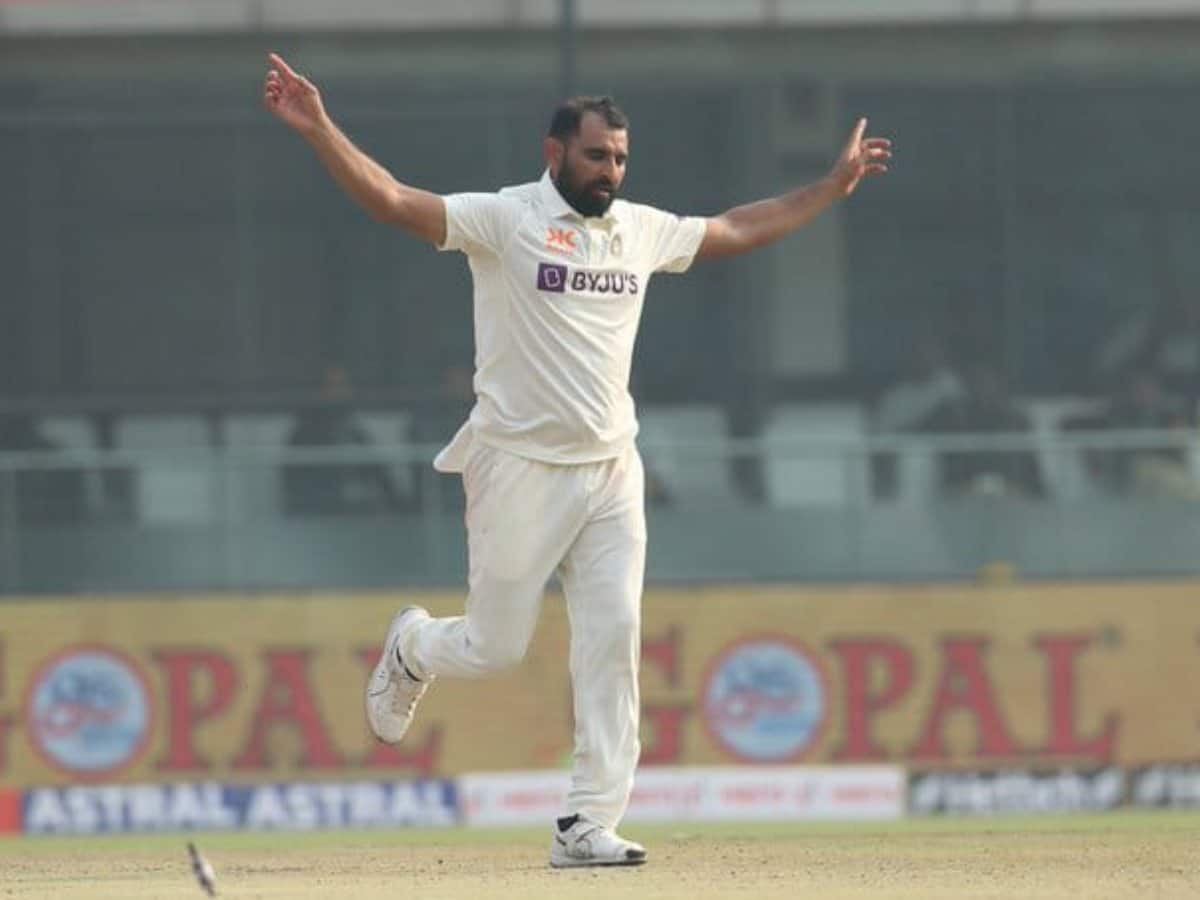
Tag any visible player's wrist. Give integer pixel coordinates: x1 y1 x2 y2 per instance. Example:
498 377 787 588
299 110 334 143
823 168 852 195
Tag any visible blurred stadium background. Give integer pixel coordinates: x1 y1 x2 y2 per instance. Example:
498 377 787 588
1 0 1198 872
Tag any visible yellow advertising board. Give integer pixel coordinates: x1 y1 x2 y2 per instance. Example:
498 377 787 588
0 581 1197 786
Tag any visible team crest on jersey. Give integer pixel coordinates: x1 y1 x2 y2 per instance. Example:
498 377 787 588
545 227 578 256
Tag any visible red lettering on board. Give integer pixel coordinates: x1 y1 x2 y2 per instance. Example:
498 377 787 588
911 638 1018 760
1036 634 1118 762
829 639 914 761
153 649 237 772
232 649 346 769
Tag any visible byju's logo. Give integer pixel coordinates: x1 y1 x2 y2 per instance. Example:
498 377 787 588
537 262 568 293
535 264 639 296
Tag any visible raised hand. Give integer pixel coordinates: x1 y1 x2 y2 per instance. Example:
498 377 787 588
263 52 327 136
831 118 892 197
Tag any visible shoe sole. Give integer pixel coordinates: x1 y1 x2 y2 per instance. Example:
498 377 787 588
549 858 647 869
549 838 647 869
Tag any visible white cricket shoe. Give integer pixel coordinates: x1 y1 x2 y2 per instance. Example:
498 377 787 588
550 816 647 868
365 606 433 744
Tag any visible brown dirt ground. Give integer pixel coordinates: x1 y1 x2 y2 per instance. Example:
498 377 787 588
1 814 1198 899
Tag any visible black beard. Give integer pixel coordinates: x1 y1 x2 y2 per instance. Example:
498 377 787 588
554 165 617 218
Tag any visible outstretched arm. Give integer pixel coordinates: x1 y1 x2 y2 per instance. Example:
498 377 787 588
263 52 447 246
696 118 891 261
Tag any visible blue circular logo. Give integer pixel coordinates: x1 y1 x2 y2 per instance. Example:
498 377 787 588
703 637 828 762
26 647 153 776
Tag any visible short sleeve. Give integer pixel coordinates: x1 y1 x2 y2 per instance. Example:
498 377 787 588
636 205 708 274
439 192 517 256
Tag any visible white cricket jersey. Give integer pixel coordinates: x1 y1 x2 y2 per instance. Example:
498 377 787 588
434 170 706 469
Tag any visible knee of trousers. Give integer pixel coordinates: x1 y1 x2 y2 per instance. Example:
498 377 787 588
466 573 545 672
464 601 534 672
578 606 642 664
468 633 529 672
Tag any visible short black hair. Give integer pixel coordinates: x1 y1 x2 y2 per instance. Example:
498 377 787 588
547 96 629 142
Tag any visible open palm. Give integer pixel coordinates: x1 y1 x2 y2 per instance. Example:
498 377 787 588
263 52 326 135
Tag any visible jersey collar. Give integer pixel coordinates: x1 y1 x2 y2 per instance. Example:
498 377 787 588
539 170 618 226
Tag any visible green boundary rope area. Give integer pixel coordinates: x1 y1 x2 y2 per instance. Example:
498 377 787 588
2 809 1197 852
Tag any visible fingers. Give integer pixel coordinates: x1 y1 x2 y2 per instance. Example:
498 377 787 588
842 113 890 147
844 118 894 164
268 51 298 83
857 131 892 173
263 70 283 109
851 117 868 146
863 145 893 164
835 118 892 191
263 51 319 118
264 52 291 111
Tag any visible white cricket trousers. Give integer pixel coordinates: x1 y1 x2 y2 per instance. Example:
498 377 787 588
402 440 646 829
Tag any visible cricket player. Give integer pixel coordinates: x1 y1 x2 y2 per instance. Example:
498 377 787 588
263 51 890 867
